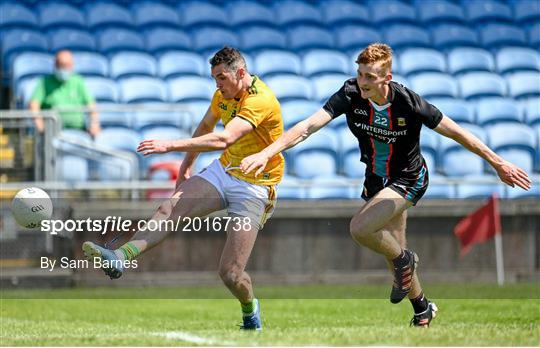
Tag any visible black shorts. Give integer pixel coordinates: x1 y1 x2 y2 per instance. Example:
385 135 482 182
361 165 429 205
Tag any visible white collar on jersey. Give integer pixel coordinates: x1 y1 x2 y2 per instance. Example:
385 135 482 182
368 98 392 112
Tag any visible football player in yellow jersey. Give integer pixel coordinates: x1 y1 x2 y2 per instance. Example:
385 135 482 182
82 47 284 330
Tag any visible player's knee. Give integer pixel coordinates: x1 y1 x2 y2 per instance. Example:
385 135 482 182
349 219 372 241
218 266 241 287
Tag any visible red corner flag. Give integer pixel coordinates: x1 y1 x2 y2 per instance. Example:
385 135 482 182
454 193 502 257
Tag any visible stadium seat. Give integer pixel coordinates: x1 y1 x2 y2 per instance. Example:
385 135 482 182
95 128 140 153
97 29 145 55
277 175 305 200
423 178 455 199
506 183 540 199
1 29 48 73
312 74 350 102
110 52 157 79
338 127 364 178
72 52 108 77
410 73 459 99
167 76 215 103
447 48 495 75
496 48 540 75
507 72 540 99
431 24 479 49
529 23 540 48
57 155 88 182
476 97 522 126
391 74 410 87
371 1 416 25
119 77 167 103
466 0 513 24
141 127 190 142
14 76 39 106
84 77 119 103
288 26 334 52
98 111 132 129
535 125 540 171
12 52 53 84
38 3 86 30
280 100 320 129
455 176 506 199
480 24 528 49
255 50 302 77
399 49 446 76
0 3 38 30
274 0 323 27
227 1 275 27
418 0 466 25
194 151 221 174
420 128 440 163
336 25 382 53
86 3 134 30
306 176 354 200
494 148 535 174
239 26 288 53
192 27 240 55
383 25 431 50
523 98 540 125
132 2 180 29
514 0 540 24
265 75 314 101
144 28 192 54
179 2 228 28
289 128 340 178
458 73 507 100
428 98 474 124
442 149 485 176
185 101 211 129
49 29 96 52
134 111 190 131
438 124 487 156
487 123 536 154
57 129 93 154
303 49 350 77
321 0 369 27
158 51 206 79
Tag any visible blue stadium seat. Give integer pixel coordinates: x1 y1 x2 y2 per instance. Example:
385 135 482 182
529 23 540 48
447 47 495 75
274 0 323 27
383 25 431 50
57 155 88 182
192 27 240 55
15 77 39 106
72 52 108 77
288 26 334 52
227 1 275 27
12 52 53 84
49 29 96 52
336 25 382 53
428 98 474 124
506 182 540 199
288 128 339 177
134 111 189 131
514 0 540 24
306 176 354 199
431 24 479 49
480 24 528 49
391 74 410 87
57 129 93 154
265 75 314 101
255 50 302 77
312 74 350 102
487 123 536 154
338 127 364 178
132 2 180 29
423 177 455 199
399 49 446 76
158 51 206 79
86 3 133 30
277 175 305 200
1 29 48 73
458 73 507 100
97 29 145 55
185 101 210 128
85 77 119 103
497 149 535 174
179 2 228 28
371 1 416 25
0 3 38 30
281 100 320 128
410 73 459 99
523 98 540 125
119 77 168 103
418 0 466 25
496 48 540 75
194 152 221 174
141 127 189 142
455 177 505 199
98 111 132 129
442 149 485 176
420 128 440 165
110 52 157 79
167 76 215 103
239 26 287 53
39 3 85 30
321 0 369 27
476 98 522 126
535 125 540 171
507 72 540 99
144 28 191 55
466 0 513 24
303 49 350 77
95 128 140 153
438 124 487 157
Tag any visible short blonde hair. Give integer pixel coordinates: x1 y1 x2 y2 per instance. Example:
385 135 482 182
356 43 393 75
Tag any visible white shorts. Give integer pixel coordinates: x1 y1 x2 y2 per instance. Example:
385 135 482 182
195 159 277 230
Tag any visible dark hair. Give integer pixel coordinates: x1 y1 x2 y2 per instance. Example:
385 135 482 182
209 46 247 72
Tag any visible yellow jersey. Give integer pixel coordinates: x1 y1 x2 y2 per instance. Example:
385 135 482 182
210 76 284 186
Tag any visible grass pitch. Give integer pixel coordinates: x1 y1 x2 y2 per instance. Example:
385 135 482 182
1 284 538 346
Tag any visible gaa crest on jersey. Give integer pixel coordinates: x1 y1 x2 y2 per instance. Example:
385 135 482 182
354 108 368 116
398 117 406 126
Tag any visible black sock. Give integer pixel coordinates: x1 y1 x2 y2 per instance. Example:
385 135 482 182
410 293 429 314
392 250 410 268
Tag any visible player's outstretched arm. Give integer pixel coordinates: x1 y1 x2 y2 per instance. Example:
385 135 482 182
241 108 332 177
434 115 531 190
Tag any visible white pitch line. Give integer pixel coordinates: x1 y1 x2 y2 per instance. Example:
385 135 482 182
154 331 234 346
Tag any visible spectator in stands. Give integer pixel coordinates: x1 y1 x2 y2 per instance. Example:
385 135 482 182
241 43 532 327
83 47 284 331
29 50 100 136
